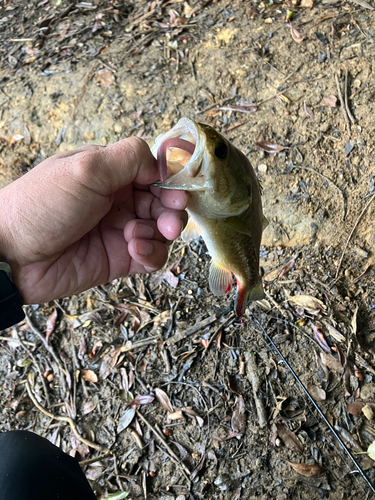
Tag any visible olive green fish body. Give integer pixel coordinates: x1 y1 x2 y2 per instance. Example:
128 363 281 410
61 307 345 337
151 118 266 316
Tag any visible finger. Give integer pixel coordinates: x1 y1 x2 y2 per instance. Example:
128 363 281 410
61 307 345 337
157 209 188 241
124 220 167 243
68 137 159 197
127 239 169 272
150 186 188 211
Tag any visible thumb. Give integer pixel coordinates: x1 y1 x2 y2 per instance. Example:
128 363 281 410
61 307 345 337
71 137 159 196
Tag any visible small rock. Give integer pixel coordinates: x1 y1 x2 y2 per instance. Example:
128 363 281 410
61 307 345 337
362 404 374 421
258 164 267 173
361 383 375 400
113 123 123 134
352 246 368 259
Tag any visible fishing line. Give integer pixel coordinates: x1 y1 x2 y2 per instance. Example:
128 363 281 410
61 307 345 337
248 308 375 497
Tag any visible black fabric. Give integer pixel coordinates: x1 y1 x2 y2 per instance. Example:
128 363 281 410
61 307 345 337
0 430 96 500
0 270 25 330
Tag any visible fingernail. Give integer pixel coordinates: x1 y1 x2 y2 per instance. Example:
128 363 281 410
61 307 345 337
135 223 154 239
138 241 153 256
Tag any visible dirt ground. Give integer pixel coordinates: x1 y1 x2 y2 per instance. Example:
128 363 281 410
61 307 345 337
1 0 375 499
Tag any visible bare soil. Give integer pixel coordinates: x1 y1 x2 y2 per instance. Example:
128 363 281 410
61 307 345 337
1 1 375 499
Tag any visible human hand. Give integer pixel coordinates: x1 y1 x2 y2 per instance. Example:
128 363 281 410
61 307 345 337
0 138 188 304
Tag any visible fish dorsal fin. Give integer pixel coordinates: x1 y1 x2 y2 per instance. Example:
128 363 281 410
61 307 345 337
181 219 201 243
209 260 233 296
222 216 252 236
262 215 269 231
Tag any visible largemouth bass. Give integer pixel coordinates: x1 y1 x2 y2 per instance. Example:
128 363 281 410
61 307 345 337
151 118 267 317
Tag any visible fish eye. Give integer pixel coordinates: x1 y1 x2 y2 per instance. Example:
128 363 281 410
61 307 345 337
214 142 228 159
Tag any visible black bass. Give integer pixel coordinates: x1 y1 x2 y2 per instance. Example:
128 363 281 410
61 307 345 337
151 118 267 316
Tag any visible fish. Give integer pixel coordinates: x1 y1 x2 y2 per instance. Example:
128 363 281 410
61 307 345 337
151 117 268 317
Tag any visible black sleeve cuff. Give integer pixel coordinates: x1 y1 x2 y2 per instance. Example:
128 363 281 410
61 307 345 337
0 270 25 330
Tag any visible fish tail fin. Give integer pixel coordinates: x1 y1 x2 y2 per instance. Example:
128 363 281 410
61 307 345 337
235 280 265 317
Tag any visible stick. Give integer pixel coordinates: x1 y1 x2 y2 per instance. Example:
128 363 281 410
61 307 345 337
344 69 355 125
244 351 268 427
202 313 235 356
335 73 351 138
135 410 191 479
26 381 109 452
165 314 217 347
79 452 113 467
248 309 375 496
292 165 346 221
71 61 99 120
335 193 375 277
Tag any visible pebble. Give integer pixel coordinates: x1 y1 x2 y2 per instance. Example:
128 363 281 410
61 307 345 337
258 164 267 173
352 246 368 258
113 123 123 133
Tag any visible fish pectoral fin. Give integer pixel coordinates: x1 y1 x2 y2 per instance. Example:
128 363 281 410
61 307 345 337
222 216 252 236
182 219 201 243
209 261 233 296
262 215 269 231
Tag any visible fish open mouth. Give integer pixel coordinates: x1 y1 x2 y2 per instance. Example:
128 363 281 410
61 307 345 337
151 118 207 191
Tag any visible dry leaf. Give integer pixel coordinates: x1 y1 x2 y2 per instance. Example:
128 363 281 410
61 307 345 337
320 352 343 373
276 423 304 454
81 399 97 415
312 324 331 353
168 410 185 420
155 388 174 412
347 401 365 416
151 268 179 288
231 395 246 435
304 102 314 117
46 308 58 342
322 95 337 107
289 295 326 312
126 394 154 408
287 461 326 477
117 407 136 433
171 441 195 467
212 430 243 442
82 370 98 383
289 23 306 43
307 385 326 401
255 140 290 154
368 441 375 460
321 320 345 342
264 253 298 282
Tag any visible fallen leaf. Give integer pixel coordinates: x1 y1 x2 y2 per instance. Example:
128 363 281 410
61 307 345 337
82 370 98 383
322 95 337 107
289 23 306 43
276 423 304 454
264 252 298 282
287 461 326 477
151 269 179 288
212 430 243 442
312 324 331 353
126 394 154 408
171 441 195 467
155 388 174 412
307 385 326 401
320 352 343 373
255 140 290 154
46 308 58 342
349 0 374 10
304 102 314 117
368 441 375 460
347 401 365 416
168 410 185 420
321 320 345 342
231 395 246 435
117 407 136 433
289 295 326 312
81 399 97 415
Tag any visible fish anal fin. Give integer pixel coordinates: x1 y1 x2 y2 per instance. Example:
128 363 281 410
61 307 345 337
209 261 233 296
182 219 201 243
222 216 252 236
235 280 265 317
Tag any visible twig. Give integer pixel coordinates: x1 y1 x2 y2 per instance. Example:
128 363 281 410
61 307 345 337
166 314 217 347
26 380 109 452
24 308 67 393
248 309 375 496
0 336 35 346
79 451 113 467
135 409 191 479
16 332 51 407
71 61 99 120
344 69 355 124
335 73 351 138
335 193 375 277
120 335 161 353
292 165 346 221
244 351 268 427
